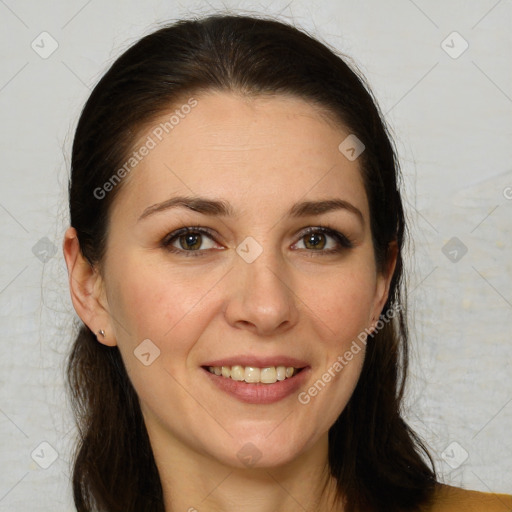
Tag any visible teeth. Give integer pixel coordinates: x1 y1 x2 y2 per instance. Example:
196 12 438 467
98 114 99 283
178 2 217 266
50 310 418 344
231 365 244 381
244 366 260 383
207 365 300 384
260 367 276 383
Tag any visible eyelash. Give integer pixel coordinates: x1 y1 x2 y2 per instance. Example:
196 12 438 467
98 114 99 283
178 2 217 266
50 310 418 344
160 225 354 258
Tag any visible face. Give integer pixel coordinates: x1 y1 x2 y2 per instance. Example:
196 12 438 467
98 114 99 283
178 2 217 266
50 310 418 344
96 91 393 469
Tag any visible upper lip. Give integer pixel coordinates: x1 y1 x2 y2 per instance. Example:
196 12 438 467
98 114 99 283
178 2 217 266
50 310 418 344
201 355 309 369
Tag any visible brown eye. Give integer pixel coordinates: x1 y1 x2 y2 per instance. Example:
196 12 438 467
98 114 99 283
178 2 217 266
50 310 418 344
303 232 327 250
178 233 203 250
293 227 354 254
162 227 221 256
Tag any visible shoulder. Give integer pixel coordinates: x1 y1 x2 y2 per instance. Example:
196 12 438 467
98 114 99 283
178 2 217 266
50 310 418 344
430 483 512 512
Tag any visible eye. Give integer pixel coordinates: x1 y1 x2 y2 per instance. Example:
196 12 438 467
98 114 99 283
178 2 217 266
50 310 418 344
292 226 354 254
161 227 223 256
161 225 354 257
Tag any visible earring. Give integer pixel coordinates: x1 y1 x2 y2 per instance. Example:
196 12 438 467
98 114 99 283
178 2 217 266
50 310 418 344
97 329 105 337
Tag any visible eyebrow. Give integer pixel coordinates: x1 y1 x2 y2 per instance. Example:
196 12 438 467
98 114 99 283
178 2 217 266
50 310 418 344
138 195 364 224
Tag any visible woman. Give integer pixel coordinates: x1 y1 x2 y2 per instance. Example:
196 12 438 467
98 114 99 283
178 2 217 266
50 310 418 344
62 13 512 512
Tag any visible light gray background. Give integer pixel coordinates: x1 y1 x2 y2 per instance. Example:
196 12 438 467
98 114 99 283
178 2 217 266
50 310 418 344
1 0 511 510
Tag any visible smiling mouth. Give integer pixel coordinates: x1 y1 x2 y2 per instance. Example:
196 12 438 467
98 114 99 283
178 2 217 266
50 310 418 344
203 365 304 384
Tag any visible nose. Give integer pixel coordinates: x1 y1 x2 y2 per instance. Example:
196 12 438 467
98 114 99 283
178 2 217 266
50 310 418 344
223 248 299 337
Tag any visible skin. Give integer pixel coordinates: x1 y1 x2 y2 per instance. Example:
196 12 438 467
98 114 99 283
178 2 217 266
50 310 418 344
64 91 398 511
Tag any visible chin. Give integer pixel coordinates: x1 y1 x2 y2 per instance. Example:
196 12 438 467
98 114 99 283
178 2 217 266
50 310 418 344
207 429 312 470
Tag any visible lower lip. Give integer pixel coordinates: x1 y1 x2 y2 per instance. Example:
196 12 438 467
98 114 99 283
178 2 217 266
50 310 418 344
201 366 311 404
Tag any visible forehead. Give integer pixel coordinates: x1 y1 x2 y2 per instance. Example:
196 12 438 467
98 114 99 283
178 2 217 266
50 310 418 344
113 91 369 222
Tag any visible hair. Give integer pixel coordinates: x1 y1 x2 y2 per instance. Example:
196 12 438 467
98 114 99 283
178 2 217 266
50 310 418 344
67 13 438 512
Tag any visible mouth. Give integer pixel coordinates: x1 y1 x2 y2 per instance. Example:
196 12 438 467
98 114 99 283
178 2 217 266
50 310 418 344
202 364 305 384
200 363 310 404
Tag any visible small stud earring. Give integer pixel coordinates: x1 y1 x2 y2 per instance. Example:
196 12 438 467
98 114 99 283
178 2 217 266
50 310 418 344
97 329 105 337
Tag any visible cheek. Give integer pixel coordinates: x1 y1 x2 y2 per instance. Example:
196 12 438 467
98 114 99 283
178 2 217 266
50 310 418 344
106 259 227 398
109 259 219 342
296 273 375 429
106 263 214 406
307 270 377 345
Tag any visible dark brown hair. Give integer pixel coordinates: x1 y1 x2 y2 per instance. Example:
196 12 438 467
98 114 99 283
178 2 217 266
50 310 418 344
67 13 438 512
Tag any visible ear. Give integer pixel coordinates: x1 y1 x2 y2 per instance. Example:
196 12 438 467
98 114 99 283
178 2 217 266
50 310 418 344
62 226 117 347
370 239 399 326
